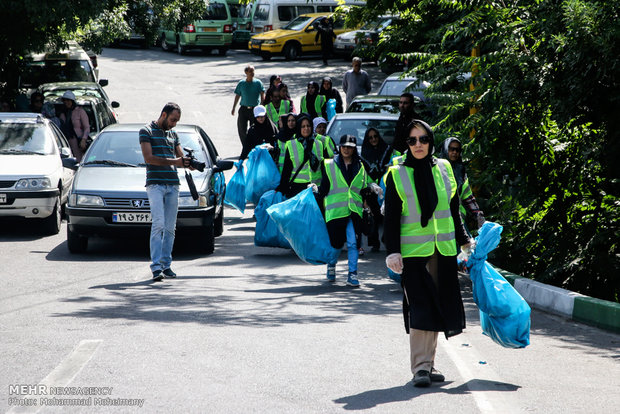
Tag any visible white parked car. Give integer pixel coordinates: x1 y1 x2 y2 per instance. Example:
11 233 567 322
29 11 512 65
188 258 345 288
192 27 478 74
0 113 77 234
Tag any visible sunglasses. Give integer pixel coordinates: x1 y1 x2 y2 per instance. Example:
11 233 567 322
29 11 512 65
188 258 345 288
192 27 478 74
448 146 461 152
406 135 431 145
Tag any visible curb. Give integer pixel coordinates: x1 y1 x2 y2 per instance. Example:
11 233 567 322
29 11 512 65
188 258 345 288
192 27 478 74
490 265 620 334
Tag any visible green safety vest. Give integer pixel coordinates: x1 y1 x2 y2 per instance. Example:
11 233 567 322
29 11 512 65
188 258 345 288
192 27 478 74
285 136 324 184
276 139 287 173
323 159 368 222
315 134 335 158
459 176 473 216
300 95 326 116
266 100 291 124
388 158 457 257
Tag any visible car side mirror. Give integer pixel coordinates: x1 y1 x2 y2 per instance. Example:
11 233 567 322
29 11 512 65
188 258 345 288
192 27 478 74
111 101 120 108
60 147 72 158
99 79 109 87
213 159 234 173
62 156 79 170
306 25 315 32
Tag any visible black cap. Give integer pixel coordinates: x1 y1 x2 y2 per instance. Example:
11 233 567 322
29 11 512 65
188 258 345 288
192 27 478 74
339 135 357 147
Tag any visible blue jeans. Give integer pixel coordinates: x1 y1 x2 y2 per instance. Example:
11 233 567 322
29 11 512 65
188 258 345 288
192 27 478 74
329 218 358 273
146 184 179 272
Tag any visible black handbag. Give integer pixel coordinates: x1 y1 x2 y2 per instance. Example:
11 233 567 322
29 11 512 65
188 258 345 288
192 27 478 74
361 207 374 236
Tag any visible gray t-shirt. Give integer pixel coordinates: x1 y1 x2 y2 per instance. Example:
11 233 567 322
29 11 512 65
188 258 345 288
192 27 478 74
342 69 372 106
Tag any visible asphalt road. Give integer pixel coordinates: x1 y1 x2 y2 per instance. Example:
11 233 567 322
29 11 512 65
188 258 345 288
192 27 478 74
1 46 619 413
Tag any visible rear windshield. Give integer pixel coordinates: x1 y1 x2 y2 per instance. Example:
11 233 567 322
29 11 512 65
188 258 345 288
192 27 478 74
0 123 55 155
21 60 95 89
254 4 270 21
202 3 228 20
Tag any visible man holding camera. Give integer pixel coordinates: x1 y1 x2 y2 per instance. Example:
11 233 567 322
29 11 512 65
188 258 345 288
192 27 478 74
139 103 191 281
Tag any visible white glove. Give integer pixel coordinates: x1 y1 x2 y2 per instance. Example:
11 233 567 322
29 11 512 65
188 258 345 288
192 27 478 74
307 183 318 193
460 239 476 256
369 182 383 197
386 253 403 274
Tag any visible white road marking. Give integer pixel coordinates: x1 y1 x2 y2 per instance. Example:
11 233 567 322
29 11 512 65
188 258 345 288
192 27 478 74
440 337 523 413
7 340 102 414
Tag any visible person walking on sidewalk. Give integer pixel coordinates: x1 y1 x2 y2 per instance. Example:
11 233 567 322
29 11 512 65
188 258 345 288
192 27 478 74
300 81 327 120
313 135 382 287
315 17 336 66
393 92 423 153
232 65 265 159
241 105 279 160
319 77 343 114
265 85 291 125
383 119 473 387
342 57 372 108
313 116 336 159
139 103 192 281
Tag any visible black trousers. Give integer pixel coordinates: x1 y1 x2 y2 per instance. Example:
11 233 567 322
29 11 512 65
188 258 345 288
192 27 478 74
237 106 255 158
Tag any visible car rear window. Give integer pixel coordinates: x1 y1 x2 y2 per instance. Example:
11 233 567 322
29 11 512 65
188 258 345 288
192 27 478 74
21 60 95 89
0 123 55 155
202 3 228 20
379 80 428 97
347 101 399 114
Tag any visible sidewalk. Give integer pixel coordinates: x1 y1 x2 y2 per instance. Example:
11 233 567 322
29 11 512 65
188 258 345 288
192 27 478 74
481 265 620 334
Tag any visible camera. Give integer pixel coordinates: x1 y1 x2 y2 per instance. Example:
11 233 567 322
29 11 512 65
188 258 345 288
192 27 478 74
183 147 205 172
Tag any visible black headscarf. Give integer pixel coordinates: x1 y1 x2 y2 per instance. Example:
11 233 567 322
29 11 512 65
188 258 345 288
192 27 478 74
403 119 437 227
276 112 296 142
439 137 465 188
305 81 320 117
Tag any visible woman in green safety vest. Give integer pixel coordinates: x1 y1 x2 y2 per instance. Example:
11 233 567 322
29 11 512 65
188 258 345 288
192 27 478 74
275 114 324 198
265 85 292 125
438 137 486 234
312 117 337 159
300 81 327 120
383 119 474 388
272 112 296 172
312 134 382 287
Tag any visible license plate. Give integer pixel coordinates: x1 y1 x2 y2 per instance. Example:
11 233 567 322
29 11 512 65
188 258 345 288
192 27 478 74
112 212 151 223
201 27 217 32
0 194 6 203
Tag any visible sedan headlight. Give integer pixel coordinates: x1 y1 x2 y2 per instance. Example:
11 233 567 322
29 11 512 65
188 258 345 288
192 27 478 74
70 194 104 207
263 40 276 44
178 196 198 207
16 178 52 190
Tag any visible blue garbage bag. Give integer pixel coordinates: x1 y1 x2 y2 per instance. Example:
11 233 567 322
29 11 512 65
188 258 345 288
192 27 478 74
468 221 531 348
326 98 337 121
224 160 246 213
267 187 339 265
245 145 281 205
254 190 291 249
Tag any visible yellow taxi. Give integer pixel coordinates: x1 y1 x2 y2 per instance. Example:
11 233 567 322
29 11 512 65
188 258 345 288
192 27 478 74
249 13 349 61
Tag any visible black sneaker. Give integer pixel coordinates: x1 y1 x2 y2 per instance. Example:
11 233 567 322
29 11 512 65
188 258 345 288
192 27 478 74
430 367 445 382
152 270 164 282
162 268 177 278
413 370 431 387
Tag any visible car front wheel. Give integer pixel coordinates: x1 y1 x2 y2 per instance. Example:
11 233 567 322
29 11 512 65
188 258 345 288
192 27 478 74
283 43 300 60
202 224 215 254
214 207 224 237
160 34 169 51
42 196 61 235
67 225 88 253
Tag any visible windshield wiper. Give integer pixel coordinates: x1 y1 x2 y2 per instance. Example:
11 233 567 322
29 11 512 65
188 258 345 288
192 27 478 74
83 160 137 167
0 149 45 155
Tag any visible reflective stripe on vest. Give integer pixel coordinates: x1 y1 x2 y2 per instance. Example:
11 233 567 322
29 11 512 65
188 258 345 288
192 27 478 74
316 134 335 158
276 140 286 173
301 95 326 115
266 100 291 124
459 177 473 216
323 159 367 222
285 137 324 184
389 158 458 257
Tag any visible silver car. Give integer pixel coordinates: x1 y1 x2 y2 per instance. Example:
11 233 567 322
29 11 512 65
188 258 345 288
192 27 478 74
66 123 233 254
325 112 399 149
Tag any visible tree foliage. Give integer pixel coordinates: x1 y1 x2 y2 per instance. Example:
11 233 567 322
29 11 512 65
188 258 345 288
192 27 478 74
349 0 619 301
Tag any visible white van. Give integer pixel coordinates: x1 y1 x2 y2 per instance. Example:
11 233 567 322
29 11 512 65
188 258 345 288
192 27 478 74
252 0 364 33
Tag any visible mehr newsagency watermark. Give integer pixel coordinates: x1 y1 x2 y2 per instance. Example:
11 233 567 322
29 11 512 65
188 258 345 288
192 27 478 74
8 384 145 408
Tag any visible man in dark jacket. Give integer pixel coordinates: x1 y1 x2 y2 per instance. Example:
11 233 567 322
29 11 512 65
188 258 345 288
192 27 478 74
315 17 336 66
393 93 422 153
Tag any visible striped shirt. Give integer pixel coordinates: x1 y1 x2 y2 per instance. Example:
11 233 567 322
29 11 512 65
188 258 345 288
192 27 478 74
139 121 180 186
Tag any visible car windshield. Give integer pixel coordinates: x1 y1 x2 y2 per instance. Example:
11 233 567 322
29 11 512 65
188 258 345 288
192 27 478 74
202 3 228 20
0 123 55 155
379 79 429 97
43 88 104 101
326 118 398 146
84 130 208 166
347 100 399 114
21 60 95 88
283 16 313 31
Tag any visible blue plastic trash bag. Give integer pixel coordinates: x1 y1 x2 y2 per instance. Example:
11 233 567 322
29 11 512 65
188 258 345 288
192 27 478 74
255 190 291 249
467 221 531 348
245 145 281 205
326 98 337 121
224 160 246 213
267 187 339 265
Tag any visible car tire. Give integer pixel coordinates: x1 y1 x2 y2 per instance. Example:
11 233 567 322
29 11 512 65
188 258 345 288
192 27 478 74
42 196 62 235
176 39 186 55
214 208 224 237
67 225 88 253
202 224 215 254
218 47 228 56
160 34 169 51
283 42 300 61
